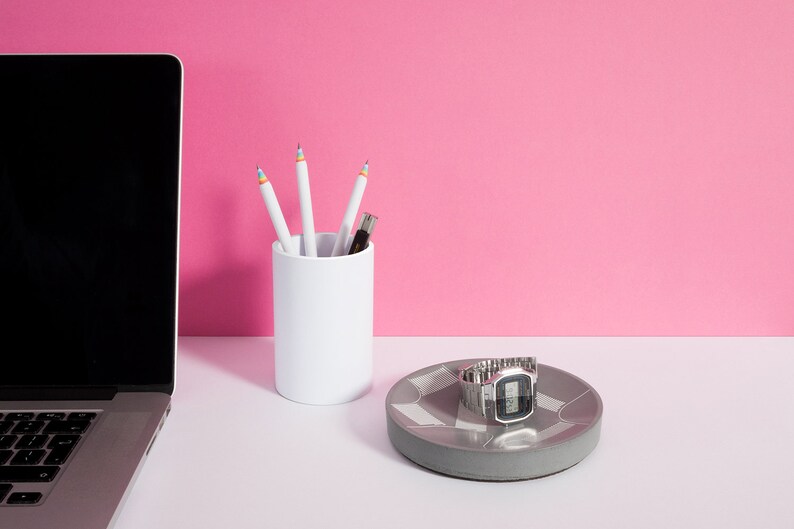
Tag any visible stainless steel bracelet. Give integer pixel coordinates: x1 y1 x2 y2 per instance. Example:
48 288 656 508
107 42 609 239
458 357 538 425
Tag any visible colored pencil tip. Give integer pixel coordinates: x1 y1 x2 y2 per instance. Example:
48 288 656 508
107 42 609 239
296 146 305 162
257 165 268 184
359 162 369 177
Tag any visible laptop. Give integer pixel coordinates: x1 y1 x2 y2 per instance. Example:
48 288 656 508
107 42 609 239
0 54 182 528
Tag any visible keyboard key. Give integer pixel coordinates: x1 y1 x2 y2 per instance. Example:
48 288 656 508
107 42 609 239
0 435 17 449
0 466 59 482
48 435 80 450
0 450 11 465
0 484 11 502
67 412 97 421
45 436 80 465
11 421 44 434
15 435 49 450
37 412 66 421
43 420 89 434
5 413 34 421
7 492 42 504
10 450 45 465
45 445 76 465
0 422 12 434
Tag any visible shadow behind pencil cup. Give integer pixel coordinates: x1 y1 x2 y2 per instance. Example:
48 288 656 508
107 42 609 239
272 232 373 405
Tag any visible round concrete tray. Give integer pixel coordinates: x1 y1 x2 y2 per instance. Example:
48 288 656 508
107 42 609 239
386 359 602 481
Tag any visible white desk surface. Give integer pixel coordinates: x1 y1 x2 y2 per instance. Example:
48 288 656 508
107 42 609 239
115 337 794 529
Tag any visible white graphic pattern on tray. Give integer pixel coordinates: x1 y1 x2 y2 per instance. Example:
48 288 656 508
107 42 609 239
407 366 458 396
391 403 446 426
536 392 565 412
535 421 575 442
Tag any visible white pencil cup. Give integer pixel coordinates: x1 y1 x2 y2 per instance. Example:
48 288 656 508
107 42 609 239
272 232 374 405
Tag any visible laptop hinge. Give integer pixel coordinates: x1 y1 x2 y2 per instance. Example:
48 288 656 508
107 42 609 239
0 386 117 401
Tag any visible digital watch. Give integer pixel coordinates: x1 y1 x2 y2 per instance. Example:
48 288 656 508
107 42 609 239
458 357 538 425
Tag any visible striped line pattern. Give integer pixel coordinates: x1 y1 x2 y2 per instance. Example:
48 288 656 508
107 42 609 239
391 403 446 426
408 366 458 397
537 392 566 413
535 422 575 442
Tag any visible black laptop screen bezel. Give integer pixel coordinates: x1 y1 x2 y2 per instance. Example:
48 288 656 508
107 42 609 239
0 54 181 397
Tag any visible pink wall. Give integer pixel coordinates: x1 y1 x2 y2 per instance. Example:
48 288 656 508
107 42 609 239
3 1 793 336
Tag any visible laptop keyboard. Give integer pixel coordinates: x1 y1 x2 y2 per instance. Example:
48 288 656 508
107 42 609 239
0 411 99 506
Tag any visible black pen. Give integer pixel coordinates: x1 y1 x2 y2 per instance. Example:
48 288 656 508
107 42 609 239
348 212 378 255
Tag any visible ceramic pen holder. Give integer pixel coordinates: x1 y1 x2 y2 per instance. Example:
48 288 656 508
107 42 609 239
272 232 373 405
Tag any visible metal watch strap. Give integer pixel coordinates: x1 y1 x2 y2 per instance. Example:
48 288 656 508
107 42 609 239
458 357 537 419
459 376 489 417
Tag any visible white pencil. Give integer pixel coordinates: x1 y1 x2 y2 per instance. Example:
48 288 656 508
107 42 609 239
331 161 369 257
295 144 317 257
258 165 296 255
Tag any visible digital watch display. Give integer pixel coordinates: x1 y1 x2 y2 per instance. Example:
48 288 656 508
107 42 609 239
458 357 538 425
496 375 532 421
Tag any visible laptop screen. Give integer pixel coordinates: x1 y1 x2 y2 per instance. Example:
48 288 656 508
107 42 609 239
0 55 181 391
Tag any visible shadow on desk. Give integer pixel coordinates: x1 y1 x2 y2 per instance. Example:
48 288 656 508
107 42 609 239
344 374 440 472
179 336 276 393
180 336 438 472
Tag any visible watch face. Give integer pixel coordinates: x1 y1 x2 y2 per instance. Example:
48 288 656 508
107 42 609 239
495 374 533 422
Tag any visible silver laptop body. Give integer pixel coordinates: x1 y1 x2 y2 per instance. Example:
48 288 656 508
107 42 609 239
0 54 182 529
